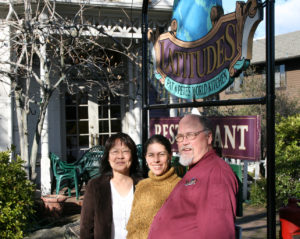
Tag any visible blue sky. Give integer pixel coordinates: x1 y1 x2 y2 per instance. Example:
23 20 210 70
222 0 300 39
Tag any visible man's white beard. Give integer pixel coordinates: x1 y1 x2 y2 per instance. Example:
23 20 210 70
179 147 194 166
179 155 193 166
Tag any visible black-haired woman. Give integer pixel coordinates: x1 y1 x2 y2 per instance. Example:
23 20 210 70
80 132 143 239
126 134 181 239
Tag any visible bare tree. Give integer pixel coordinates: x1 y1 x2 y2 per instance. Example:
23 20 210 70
0 0 140 181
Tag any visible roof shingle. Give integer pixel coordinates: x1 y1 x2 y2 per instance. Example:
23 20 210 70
251 31 300 64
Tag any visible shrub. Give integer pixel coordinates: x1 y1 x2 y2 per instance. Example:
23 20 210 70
0 151 35 239
250 114 300 207
275 114 300 207
249 178 267 206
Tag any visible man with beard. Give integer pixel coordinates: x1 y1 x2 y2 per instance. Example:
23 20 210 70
148 114 238 239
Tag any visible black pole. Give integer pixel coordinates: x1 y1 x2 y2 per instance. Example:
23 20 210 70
266 0 276 238
141 0 149 145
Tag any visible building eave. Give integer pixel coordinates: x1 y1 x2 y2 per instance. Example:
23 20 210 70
251 31 300 64
0 0 173 11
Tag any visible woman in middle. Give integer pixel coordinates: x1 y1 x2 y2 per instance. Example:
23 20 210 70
126 134 181 239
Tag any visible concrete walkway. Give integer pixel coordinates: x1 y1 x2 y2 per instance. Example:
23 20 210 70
24 193 83 239
24 215 80 239
24 201 281 239
236 204 281 239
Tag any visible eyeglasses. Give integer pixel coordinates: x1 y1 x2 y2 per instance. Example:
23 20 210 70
175 129 207 142
109 149 131 156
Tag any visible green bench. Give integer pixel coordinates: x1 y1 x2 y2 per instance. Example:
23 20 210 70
50 146 104 200
50 152 80 200
77 150 104 185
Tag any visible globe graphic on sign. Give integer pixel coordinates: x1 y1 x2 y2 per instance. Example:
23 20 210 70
172 0 223 41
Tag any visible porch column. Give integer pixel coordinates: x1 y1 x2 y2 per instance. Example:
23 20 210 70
169 95 178 117
0 24 13 153
40 39 51 196
134 60 142 144
40 110 51 195
126 60 142 145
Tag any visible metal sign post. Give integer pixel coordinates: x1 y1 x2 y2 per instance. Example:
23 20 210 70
266 0 276 238
142 0 149 145
141 0 276 237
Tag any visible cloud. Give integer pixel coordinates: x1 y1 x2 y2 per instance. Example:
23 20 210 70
222 0 300 39
275 0 300 35
253 0 300 39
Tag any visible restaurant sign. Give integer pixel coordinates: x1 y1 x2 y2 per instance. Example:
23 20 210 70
150 115 261 161
153 0 263 99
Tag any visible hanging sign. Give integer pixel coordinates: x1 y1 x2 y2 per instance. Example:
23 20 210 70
153 0 263 99
150 115 261 161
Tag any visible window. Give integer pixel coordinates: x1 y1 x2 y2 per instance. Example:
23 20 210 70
260 64 286 89
275 64 286 88
65 92 89 162
98 94 121 146
64 92 121 162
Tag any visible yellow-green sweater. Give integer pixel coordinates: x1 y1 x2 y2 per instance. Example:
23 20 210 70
126 167 181 239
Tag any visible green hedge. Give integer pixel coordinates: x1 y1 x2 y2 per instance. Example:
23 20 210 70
250 114 300 207
275 114 300 206
249 178 267 206
0 151 35 239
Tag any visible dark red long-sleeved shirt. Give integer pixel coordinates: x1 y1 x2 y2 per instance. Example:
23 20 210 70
148 150 238 239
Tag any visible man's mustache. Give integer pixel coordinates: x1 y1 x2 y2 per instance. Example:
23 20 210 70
179 146 193 151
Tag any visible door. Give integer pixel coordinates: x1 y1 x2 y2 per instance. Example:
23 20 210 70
64 92 121 162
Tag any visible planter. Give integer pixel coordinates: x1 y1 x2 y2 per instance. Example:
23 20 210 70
41 194 68 218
